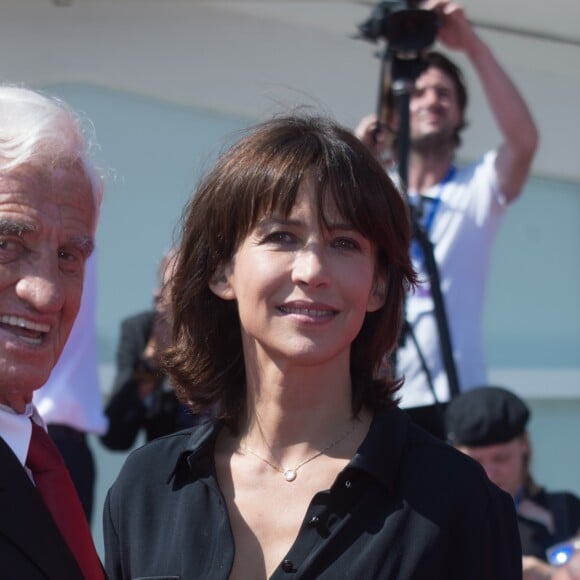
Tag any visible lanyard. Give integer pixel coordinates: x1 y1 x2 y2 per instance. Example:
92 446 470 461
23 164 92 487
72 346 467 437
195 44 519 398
409 165 456 278
419 165 456 235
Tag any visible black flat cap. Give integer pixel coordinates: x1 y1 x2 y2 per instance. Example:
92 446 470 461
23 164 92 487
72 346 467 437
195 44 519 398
445 386 530 447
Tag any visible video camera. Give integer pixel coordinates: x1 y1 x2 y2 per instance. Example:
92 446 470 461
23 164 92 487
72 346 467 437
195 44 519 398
357 0 441 104
358 0 439 57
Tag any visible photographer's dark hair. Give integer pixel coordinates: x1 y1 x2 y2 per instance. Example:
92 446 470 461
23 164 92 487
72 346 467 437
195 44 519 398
164 114 416 433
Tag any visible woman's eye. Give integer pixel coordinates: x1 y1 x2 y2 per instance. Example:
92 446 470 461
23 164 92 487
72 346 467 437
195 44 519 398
333 237 361 251
263 231 295 244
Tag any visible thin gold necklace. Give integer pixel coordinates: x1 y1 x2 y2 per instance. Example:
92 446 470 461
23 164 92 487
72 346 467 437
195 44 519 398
240 422 358 482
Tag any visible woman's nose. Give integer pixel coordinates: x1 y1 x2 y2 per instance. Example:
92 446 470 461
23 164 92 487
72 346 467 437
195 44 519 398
291 244 330 287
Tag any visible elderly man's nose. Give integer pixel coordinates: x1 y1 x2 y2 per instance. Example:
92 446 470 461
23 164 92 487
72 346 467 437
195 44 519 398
16 262 65 312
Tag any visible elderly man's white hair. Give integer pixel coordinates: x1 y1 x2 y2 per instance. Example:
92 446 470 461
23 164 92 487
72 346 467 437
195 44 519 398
0 85 103 216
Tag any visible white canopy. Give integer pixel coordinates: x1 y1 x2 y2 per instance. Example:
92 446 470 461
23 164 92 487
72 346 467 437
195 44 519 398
2 0 579 182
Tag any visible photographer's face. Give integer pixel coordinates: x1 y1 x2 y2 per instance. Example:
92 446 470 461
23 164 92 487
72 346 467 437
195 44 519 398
458 435 529 498
408 66 463 150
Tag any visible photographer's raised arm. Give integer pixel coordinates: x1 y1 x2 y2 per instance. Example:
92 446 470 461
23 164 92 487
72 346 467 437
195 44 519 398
425 0 539 201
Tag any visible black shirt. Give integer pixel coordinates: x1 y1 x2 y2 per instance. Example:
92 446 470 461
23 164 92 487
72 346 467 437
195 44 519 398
104 408 522 579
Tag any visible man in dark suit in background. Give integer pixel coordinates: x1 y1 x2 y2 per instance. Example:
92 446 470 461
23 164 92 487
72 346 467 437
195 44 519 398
101 249 197 451
0 86 104 579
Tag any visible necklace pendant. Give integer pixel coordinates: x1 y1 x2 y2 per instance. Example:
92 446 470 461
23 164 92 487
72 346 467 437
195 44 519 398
283 469 297 482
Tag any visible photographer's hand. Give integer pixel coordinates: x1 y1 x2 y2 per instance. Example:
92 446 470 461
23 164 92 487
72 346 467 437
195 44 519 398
522 555 556 580
423 0 538 202
422 0 477 53
354 114 391 165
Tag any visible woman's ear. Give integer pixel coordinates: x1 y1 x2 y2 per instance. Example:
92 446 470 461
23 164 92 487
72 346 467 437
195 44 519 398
208 261 236 301
367 274 387 313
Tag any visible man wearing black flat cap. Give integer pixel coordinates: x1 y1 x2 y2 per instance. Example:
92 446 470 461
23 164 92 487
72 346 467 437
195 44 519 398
445 386 580 580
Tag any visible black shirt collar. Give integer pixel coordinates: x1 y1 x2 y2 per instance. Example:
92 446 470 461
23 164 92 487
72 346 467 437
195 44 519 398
350 408 410 496
171 408 412 496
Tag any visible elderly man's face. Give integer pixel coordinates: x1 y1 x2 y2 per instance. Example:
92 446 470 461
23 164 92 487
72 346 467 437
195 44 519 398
0 163 96 412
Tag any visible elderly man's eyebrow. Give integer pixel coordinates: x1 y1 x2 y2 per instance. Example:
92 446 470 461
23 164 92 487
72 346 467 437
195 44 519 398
0 218 94 257
0 218 37 236
69 236 95 258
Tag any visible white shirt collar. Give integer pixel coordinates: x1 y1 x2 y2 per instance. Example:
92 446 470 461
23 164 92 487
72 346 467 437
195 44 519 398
0 402 46 467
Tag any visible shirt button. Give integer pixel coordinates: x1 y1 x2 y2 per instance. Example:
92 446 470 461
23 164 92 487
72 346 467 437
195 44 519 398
308 515 320 526
281 559 294 573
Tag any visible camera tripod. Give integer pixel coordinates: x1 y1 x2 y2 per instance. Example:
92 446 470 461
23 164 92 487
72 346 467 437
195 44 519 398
359 1 461 408
389 54 461 416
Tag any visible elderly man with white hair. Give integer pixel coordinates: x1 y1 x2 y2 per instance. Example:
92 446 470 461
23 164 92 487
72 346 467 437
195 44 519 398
0 86 105 580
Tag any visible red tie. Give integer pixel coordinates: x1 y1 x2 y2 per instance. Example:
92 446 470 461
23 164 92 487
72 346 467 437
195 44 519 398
26 420 104 580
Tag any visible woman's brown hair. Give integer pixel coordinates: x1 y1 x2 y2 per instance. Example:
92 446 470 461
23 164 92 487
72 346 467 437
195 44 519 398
164 114 416 432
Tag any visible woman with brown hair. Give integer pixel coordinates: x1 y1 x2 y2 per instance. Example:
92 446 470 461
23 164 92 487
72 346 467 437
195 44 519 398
104 114 521 579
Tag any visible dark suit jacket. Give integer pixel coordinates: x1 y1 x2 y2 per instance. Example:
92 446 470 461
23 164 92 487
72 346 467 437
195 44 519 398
0 436 84 580
100 310 194 451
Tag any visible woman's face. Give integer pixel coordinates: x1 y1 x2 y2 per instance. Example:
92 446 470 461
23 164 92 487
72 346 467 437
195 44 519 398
209 175 385 371
458 435 529 498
